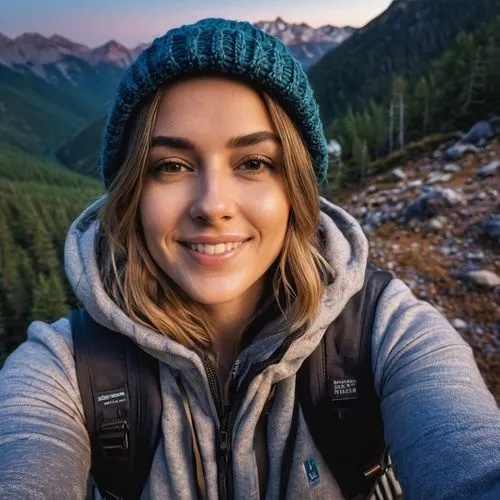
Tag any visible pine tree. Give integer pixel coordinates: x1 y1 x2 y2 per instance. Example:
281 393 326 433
369 100 387 158
392 75 408 150
29 272 68 323
414 76 431 136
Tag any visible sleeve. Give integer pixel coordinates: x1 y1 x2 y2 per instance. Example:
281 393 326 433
371 278 500 500
0 317 91 499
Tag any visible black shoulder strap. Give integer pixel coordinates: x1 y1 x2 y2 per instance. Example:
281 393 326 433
298 265 393 499
70 309 162 500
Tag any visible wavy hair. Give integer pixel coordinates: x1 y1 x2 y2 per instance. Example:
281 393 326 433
97 79 332 354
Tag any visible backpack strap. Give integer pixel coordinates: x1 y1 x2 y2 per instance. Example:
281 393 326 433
297 265 393 499
70 309 162 500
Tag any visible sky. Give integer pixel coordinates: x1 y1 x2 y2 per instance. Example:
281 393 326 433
1 0 393 48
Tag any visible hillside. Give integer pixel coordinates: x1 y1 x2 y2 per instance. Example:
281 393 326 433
55 116 106 177
330 132 500 401
0 63 103 156
325 14 500 185
309 0 500 126
0 147 101 364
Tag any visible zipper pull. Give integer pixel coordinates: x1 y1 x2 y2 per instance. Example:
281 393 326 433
228 358 240 403
219 429 229 454
230 358 241 380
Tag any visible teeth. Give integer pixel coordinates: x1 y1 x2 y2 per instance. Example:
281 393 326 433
186 241 244 255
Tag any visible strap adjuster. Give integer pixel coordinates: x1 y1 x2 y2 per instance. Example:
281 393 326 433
99 420 129 451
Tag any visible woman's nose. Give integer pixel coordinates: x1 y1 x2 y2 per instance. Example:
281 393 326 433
188 167 236 224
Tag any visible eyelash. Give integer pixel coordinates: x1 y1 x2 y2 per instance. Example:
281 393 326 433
150 155 275 176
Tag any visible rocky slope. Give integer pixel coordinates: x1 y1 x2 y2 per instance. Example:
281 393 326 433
332 127 500 401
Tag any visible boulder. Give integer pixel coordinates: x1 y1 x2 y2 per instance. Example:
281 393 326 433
407 179 423 189
466 270 500 288
444 143 480 161
460 120 493 145
427 216 447 232
451 318 468 330
426 172 453 185
403 188 463 222
480 213 500 240
443 164 462 173
390 168 406 182
466 251 484 261
477 160 500 178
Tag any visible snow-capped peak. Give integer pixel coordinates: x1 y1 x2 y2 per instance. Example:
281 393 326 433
89 39 132 68
254 17 355 45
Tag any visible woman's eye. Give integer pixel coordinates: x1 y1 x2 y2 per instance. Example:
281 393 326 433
238 158 274 173
152 161 190 174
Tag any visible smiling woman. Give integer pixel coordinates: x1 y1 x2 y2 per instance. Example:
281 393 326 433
1 16 499 500
99 75 329 364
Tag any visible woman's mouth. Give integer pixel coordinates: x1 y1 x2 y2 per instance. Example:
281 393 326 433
179 239 251 266
182 241 244 255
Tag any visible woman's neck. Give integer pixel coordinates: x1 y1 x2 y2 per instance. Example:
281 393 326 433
207 278 265 369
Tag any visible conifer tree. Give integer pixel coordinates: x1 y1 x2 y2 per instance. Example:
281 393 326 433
392 75 408 150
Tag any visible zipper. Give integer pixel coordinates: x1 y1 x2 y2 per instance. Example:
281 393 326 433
203 325 305 500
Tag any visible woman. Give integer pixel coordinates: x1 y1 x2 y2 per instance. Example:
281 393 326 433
0 18 499 500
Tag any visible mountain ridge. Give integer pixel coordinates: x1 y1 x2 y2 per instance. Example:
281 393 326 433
0 16 356 82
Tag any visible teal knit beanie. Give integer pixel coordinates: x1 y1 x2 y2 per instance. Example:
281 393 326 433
100 18 328 188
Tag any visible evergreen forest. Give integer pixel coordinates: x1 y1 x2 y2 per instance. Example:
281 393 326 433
323 16 500 188
0 148 101 363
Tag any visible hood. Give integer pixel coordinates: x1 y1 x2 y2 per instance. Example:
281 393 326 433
64 196 368 379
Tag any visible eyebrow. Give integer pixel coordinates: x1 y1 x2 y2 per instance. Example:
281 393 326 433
150 131 281 150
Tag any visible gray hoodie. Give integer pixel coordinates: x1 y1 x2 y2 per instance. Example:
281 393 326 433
0 197 499 500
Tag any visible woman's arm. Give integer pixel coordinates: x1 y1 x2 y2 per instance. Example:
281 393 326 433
0 317 91 499
372 279 500 500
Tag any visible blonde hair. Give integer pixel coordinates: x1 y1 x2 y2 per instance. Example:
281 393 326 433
98 81 332 354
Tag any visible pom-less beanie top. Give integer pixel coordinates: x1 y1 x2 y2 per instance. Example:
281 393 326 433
100 18 329 188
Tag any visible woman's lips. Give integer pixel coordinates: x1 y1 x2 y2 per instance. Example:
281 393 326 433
180 239 251 267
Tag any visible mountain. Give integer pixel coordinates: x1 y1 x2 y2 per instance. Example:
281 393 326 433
10 17 353 173
255 16 355 45
255 17 355 69
308 0 500 125
0 18 354 87
0 34 140 157
55 116 106 177
0 62 103 156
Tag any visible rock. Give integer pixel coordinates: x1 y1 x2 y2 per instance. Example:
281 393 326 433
391 168 406 182
407 179 423 189
466 270 500 288
458 208 472 217
466 251 484 261
403 188 463 222
480 213 500 239
475 192 488 201
477 160 500 178
355 206 368 217
362 224 375 236
443 163 462 173
426 172 453 185
460 120 494 145
439 188 464 206
428 216 447 232
444 143 480 161
451 318 468 330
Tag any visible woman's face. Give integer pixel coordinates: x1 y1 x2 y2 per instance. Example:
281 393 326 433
140 76 291 308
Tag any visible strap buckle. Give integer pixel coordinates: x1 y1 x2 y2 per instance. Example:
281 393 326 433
98 419 129 452
363 453 391 478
